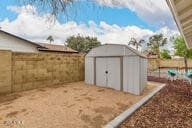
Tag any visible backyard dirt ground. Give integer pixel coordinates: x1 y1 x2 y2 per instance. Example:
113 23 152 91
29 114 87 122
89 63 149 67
0 82 158 128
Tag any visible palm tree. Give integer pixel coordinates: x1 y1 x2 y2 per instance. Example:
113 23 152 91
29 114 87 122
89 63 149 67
147 34 167 58
47 35 54 44
128 38 145 51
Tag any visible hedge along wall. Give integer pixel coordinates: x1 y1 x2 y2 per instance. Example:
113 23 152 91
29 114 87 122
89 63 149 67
0 50 84 94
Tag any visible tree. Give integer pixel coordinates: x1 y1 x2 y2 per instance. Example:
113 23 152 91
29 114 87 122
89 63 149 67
128 38 145 51
84 36 101 52
173 36 192 73
147 34 167 58
66 35 101 53
46 35 54 44
20 0 74 18
160 49 171 59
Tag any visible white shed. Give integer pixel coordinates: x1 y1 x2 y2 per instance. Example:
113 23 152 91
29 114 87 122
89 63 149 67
85 44 148 95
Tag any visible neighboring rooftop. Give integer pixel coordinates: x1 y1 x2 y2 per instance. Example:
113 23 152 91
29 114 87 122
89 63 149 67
166 0 192 48
0 30 78 53
37 43 78 53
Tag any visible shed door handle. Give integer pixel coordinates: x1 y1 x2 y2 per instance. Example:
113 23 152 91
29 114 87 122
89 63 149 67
105 71 108 74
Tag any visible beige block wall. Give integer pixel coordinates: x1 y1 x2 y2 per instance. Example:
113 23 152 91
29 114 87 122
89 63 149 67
148 58 192 70
0 50 85 94
0 50 12 94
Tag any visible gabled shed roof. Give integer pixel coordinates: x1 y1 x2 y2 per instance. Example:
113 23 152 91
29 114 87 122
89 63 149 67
86 44 147 58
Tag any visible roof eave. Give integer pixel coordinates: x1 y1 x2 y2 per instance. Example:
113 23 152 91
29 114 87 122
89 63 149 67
166 0 191 48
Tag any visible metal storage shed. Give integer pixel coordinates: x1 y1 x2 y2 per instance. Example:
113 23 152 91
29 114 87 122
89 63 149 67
85 44 147 95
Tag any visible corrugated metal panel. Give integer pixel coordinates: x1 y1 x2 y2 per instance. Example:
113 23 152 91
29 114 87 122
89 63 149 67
106 57 121 90
123 56 140 95
132 57 141 95
139 58 148 93
96 58 107 87
96 57 121 90
92 45 107 56
144 59 148 90
85 58 94 84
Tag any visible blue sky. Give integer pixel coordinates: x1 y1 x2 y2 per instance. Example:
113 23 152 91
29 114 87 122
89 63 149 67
58 2 158 31
0 0 179 47
0 0 17 21
1 0 156 30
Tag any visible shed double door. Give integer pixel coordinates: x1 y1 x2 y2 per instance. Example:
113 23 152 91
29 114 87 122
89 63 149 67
96 57 121 90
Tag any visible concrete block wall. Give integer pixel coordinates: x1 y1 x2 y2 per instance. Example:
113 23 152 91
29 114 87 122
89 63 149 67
148 58 192 71
0 50 12 94
0 50 85 94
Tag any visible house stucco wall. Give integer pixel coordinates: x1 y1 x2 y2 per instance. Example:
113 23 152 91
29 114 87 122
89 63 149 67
0 32 39 52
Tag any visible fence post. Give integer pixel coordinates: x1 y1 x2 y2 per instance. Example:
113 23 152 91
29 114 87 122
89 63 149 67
159 67 160 78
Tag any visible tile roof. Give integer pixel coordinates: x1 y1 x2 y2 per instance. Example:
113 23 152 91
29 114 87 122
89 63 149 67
37 43 78 53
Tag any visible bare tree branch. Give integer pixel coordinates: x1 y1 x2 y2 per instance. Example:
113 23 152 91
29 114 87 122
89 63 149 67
18 0 103 23
18 0 75 19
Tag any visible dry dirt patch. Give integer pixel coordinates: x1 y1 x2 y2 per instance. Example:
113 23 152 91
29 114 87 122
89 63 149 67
0 82 158 128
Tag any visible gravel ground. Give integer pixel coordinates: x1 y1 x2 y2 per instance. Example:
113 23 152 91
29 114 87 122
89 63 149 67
119 78 192 128
0 82 157 128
